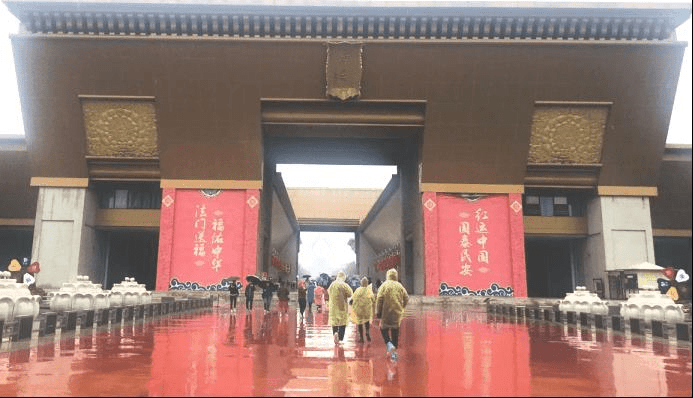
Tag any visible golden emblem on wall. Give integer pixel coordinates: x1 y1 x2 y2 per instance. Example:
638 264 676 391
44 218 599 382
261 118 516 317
326 42 363 101
81 99 159 158
528 104 609 164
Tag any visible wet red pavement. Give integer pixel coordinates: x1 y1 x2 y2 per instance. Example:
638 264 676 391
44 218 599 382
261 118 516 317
0 303 690 396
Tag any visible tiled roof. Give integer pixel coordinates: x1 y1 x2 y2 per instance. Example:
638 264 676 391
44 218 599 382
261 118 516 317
4 0 690 40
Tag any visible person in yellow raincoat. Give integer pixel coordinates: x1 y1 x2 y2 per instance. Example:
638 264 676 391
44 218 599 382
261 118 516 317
376 268 409 361
8 258 22 283
351 276 376 343
328 270 353 345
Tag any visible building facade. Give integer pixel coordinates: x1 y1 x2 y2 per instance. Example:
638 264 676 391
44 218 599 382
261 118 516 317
0 0 691 298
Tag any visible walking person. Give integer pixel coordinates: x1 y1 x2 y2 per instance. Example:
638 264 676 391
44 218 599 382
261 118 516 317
376 268 409 361
262 281 275 313
328 271 353 345
245 281 255 312
368 277 377 316
352 276 375 343
307 280 316 312
229 280 239 313
314 283 325 313
277 282 290 315
297 279 307 319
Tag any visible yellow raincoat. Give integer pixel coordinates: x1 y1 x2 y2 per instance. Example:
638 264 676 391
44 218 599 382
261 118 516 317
376 268 409 329
328 271 353 326
351 281 375 325
8 259 21 272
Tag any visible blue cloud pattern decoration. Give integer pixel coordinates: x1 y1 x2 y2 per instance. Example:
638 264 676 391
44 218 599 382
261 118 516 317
439 282 513 297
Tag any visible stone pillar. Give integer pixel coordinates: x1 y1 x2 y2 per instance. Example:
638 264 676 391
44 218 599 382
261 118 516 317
31 186 98 289
584 196 655 298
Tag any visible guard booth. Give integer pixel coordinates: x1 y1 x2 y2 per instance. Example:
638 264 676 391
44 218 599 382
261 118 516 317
607 262 665 299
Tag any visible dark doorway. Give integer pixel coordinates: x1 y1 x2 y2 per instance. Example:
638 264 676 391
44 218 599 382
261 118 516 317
0 228 33 270
104 230 158 290
525 239 574 298
654 237 692 277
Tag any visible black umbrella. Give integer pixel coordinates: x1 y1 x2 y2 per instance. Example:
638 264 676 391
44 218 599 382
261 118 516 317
246 275 261 285
657 278 672 294
258 278 274 289
302 274 311 279
259 281 279 290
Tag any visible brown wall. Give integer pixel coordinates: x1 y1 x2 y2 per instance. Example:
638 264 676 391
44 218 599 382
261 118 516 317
651 150 692 230
0 147 37 219
11 37 686 187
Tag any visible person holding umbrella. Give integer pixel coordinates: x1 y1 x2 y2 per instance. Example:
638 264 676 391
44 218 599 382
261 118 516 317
261 279 276 313
297 279 307 319
307 280 316 313
245 275 261 313
245 281 255 312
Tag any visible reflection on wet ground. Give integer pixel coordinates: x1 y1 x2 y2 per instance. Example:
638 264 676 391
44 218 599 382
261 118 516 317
0 303 690 396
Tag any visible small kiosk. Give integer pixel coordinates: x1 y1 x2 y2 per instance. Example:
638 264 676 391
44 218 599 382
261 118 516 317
607 262 664 300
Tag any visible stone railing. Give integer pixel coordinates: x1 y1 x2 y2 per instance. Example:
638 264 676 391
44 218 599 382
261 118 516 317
1 292 214 343
486 298 691 343
110 277 152 307
620 289 685 323
559 286 609 315
48 275 110 312
0 271 40 322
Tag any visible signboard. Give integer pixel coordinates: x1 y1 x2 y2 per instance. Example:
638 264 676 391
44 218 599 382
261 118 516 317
326 42 362 101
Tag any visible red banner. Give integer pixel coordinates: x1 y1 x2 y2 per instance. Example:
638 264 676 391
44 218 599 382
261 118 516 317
157 189 259 290
423 193 527 297
376 254 400 272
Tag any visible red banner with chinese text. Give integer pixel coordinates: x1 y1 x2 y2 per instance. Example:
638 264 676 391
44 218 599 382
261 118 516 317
157 189 255 290
423 193 527 297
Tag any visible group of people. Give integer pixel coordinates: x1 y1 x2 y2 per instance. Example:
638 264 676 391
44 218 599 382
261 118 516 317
228 277 309 315
227 278 282 314
326 269 408 361
297 279 327 316
239 278 331 316
5 258 45 296
658 266 690 303
227 268 408 361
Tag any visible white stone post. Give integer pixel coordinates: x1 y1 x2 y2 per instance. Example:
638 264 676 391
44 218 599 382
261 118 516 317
31 187 99 289
583 196 656 299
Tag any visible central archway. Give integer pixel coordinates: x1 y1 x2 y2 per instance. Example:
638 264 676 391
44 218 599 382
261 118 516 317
259 99 425 293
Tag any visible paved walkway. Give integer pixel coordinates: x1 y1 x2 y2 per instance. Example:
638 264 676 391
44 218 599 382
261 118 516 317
0 301 691 396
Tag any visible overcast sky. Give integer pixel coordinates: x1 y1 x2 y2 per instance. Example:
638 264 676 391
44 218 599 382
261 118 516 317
298 231 356 277
0 0 690 144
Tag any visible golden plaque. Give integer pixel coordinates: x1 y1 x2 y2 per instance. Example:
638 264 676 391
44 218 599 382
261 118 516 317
326 42 363 101
82 100 159 158
528 105 608 165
